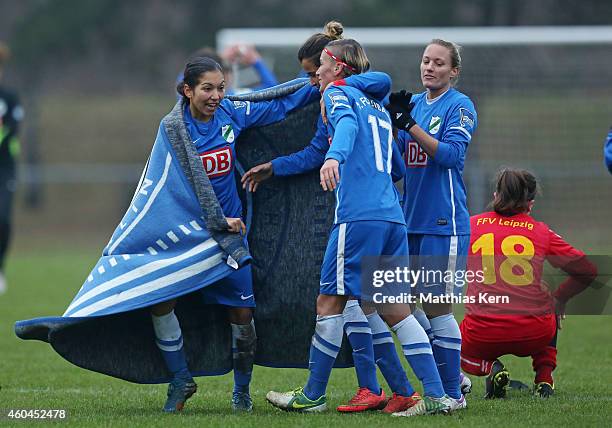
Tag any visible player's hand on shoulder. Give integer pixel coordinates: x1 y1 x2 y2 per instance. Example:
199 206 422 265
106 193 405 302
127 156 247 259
241 162 273 192
320 158 340 191
226 217 246 235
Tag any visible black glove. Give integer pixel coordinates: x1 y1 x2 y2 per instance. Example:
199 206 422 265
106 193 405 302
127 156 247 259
387 101 416 131
387 89 416 131
389 89 413 107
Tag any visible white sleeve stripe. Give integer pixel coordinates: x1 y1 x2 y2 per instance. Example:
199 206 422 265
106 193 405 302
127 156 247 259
246 101 251 115
449 126 471 139
330 103 351 114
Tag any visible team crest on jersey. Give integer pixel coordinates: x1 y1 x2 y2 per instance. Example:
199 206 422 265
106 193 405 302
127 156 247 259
459 108 475 129
428 116 441 134
200 146 233 178
221 124 235 143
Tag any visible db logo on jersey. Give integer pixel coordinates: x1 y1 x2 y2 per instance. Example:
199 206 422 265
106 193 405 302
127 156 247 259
200 147 233 177
405 141 428 167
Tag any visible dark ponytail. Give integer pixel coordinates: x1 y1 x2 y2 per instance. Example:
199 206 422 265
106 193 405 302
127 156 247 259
492 168 538 216
297 20 344 67
176 56 223 102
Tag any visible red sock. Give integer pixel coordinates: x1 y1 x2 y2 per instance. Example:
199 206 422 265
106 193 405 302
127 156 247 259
535 365 554 386
532 345 556 386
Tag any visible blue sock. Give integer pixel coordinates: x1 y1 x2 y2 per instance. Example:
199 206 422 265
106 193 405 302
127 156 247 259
412 307 434 342
303 314 344 400
430 314 462 399
342 301 380 394
152 311 191 381
231 321 256 394
392 314 445 398
367 311 414 397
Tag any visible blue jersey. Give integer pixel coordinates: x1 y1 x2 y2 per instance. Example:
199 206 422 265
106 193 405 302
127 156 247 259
184 84 318 218
271 72 395 177
397 88 477 236
323 85 405 225
605 126 612 174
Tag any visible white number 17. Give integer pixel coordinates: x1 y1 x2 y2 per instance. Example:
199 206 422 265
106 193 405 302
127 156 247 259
367 114 393 174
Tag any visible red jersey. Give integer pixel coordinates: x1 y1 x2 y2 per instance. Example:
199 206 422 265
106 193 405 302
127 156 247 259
464 211 585 342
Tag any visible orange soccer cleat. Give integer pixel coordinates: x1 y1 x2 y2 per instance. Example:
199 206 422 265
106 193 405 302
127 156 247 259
336 387 387 413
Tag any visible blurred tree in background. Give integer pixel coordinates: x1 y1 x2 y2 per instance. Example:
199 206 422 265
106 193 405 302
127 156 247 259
1 0 610 93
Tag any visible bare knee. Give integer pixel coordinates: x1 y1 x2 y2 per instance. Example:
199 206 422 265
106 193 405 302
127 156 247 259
151 299 177 316
360 300 376 316
316 294 348 316
377 303 411 326
422 302 452 318
228 307 253 324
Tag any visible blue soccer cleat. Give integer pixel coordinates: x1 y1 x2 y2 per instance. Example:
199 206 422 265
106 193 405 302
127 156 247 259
163 378 197 413
232 391 253 412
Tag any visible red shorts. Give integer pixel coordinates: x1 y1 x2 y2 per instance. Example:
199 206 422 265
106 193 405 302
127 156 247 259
460 315 557 376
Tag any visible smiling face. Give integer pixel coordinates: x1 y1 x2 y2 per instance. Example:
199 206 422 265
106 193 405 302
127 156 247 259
420 43 458 99
184 70 225 122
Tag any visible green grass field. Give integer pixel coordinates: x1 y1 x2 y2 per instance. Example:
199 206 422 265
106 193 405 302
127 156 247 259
1 250 611 427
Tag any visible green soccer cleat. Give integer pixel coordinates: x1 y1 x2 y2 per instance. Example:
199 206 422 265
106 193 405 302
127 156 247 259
162 378 197 413
266 387 327 412
485 359 510 399
391 394 451 417
534 382 554 398
232 391 253 412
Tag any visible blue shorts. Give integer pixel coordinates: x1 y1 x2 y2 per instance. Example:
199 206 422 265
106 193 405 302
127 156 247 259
200 264 255 307
320 221 408 298
408 234 469 297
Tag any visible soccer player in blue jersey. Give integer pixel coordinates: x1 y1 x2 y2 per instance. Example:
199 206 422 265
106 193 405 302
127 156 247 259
386 39 478 411
266 39 450 416
244 23 446 415
152 57 318 413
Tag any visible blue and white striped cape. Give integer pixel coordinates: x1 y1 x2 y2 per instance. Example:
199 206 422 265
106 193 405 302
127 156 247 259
63 126 237 318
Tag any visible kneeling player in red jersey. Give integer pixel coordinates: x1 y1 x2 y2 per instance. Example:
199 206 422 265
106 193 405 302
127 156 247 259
460 168 597 398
